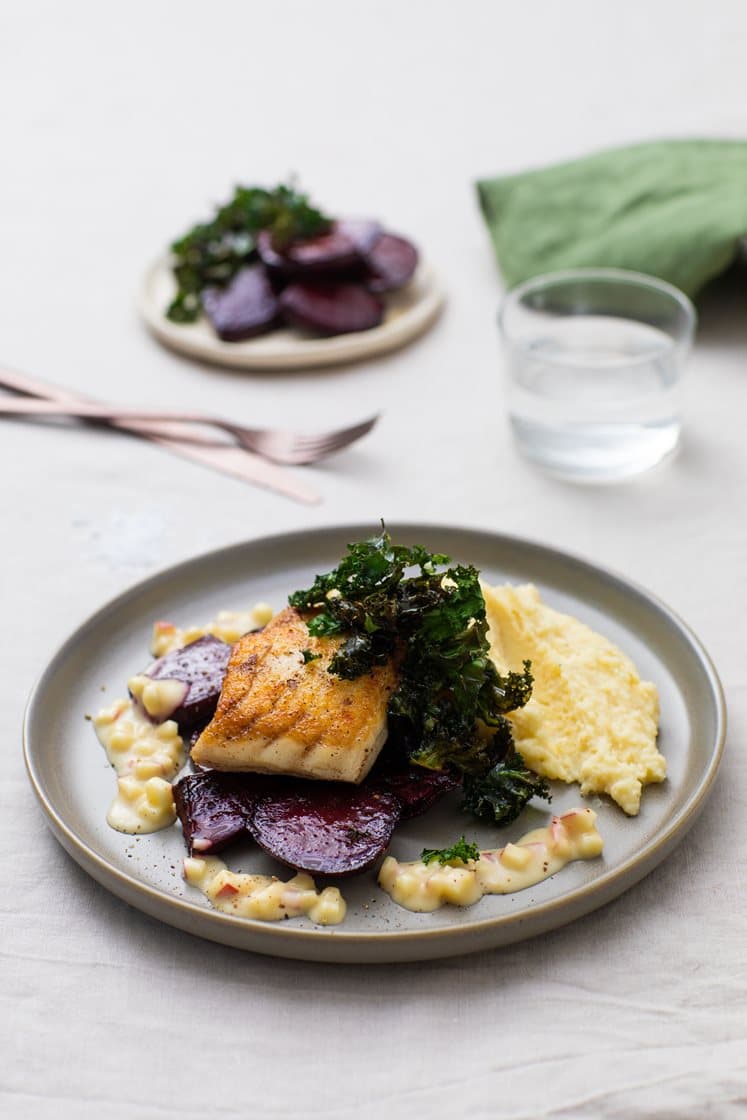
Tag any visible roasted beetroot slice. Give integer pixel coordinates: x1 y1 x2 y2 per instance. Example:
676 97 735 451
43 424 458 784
174 771 254 855
201 264 280 341
257 224 359 275
257 221 381 278
364 233 419 293
144 635 232 734
257 227 357 275
250 785 401 876
335 219 383 256
279 283 383 336
371 765 461 821
285 226 360 271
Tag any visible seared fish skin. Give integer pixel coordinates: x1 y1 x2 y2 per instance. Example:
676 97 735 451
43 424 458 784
191 607 397 783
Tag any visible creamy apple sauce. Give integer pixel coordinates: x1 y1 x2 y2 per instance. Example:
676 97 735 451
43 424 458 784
184 856 347 925
378 808 603 912
93 698 184 833
150 603 274 657
94 602 273 835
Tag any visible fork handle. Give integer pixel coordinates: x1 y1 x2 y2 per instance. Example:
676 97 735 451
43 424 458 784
0 365 233 447
0 367 320 503
0 396 234 431
0 366 66 399
0 396 232 447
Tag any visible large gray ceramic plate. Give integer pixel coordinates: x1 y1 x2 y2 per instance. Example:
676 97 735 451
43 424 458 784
24 524 725 963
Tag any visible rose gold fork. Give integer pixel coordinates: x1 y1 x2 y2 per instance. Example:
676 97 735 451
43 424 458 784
0 396 379 465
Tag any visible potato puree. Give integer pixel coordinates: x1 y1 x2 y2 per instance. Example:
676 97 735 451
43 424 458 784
483 583 664 815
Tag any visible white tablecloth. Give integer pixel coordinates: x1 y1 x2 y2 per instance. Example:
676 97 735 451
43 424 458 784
2 2 745 1116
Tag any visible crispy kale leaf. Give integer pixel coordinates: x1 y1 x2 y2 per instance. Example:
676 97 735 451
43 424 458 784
290 530 449 680
289 527 550 827
421 836 480 865
166 183 331 323
462 749 551 826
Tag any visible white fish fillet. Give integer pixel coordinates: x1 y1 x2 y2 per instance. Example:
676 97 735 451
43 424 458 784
191 607 397 783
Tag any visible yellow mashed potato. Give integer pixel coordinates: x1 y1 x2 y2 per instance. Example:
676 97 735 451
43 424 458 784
483 583 665 815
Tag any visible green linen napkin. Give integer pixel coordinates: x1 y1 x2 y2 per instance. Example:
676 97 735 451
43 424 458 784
476 139 747 298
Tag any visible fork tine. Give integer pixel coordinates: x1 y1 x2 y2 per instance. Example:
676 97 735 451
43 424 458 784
310 428 373 453
268 416 378 465
289 414 380 453
288 434 372 461
289 440 366 464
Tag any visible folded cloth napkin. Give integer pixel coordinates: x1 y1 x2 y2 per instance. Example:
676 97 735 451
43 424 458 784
476 139 747 297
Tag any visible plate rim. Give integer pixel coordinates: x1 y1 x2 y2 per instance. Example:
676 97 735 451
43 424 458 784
23 522 727 961
138 256 445 370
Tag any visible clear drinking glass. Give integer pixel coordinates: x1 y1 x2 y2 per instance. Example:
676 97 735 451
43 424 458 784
498 268 696 482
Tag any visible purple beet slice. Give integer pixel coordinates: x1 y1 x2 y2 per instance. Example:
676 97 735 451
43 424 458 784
143 635 232 734
174 771 252 854
285 227 360 271
256 227 357 275
364 233 419 293
334 219 382 257
279 282 383 336
372 765 461 821
257 220 381 278
174 770 281 855
201 264 280 341
250 785 401 876
174 757 459 865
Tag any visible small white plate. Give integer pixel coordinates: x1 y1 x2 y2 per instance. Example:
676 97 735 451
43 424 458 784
138 257 445 370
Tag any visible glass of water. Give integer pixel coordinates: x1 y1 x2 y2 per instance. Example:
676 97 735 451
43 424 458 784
498 268 696 482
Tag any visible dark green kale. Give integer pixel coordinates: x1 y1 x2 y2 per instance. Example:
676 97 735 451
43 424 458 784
421 836 480 865
166 183 331 323
301 649 321 664
290 531 449 680
462 748 551 826
289 527 550 827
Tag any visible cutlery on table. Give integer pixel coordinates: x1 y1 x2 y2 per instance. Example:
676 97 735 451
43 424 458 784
0 366 348 504
0 396 379 466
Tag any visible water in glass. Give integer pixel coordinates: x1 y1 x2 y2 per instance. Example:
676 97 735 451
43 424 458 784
508 315 681 482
